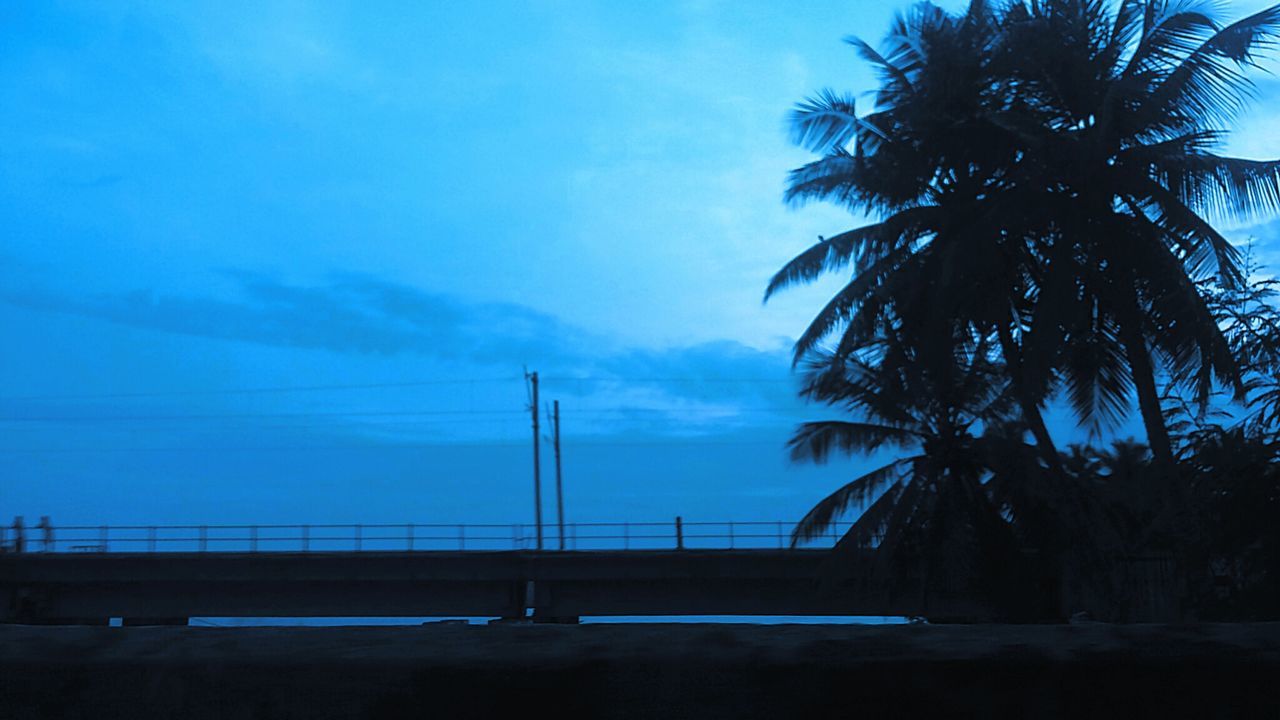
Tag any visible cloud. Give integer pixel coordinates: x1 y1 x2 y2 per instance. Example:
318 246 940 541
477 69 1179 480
0 271 583 361
0 271 806 421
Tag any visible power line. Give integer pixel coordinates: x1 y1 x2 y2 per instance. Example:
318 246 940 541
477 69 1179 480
0 438 788 454
0 409 529 422
0 440 783 450
0 377 524 402
0 418 535 431
0 375 798 403
0 406 814 423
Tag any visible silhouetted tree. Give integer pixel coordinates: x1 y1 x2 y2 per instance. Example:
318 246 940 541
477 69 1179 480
786 333 1031 612
767 1 1066 473
996 0 1280 479
769 0 1280 510
1161 261 1280 617
1191 249 1280 431
1179 425 1280 618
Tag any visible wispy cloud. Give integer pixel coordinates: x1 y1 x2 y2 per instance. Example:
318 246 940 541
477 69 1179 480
0 271 805 422
0 271 583 361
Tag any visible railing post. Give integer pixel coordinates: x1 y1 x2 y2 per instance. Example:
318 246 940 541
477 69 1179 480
728 522 735 549
251 525 258 553
458 524 465 550
675 516 684 550
149 526 157 553
302 525 310 552
407 524 414 551
355 524 362 552
200 525 207 552
778 521 784 549
100 525 108 553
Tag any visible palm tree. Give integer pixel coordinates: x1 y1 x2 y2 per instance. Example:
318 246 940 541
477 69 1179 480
768 0 1280 492
787 334 1030 611
997 0 1280 479
767 1 1066 472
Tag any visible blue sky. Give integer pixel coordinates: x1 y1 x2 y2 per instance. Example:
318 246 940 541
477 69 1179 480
2 1 1280 534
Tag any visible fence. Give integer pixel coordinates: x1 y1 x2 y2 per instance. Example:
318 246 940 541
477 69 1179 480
0 519 856 554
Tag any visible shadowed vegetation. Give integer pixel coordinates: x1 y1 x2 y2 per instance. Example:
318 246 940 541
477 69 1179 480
771 0 1280 620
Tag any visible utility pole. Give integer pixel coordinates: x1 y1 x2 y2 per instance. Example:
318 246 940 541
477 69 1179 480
553 400 564 551
526 370 543 550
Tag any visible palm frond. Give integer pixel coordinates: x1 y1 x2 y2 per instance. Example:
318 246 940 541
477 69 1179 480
1190 155 1280 222
1210 4 1280 64
867 464 935 562
784 147 928 213
844 35 915 100
1142 6 1280 128
1123 177 1244 287
798 351 922 427
763 206 936 301
1109 0 1149 62
788 89 864 153
783 152 868 210
1022 241 1080 390
1247 378 1280 427
1123 223 1244 402
1125 3 1219 81
788 421 923 464
790 460 911 546
1061 315 1136 434
789 244 924 363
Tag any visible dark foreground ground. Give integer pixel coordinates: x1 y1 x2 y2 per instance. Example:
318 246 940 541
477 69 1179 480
2 622 1278 719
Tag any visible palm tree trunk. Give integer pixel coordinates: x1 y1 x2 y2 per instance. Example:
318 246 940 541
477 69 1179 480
1118 307 1198 621
1117 316 1180 486
996 321 1064 476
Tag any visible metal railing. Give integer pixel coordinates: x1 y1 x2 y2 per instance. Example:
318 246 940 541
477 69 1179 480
0 519 856 554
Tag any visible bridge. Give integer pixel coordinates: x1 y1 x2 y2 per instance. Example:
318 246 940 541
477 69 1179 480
0 521 1018 624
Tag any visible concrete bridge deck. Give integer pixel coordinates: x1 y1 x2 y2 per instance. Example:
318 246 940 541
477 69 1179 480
0 549 1000 623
